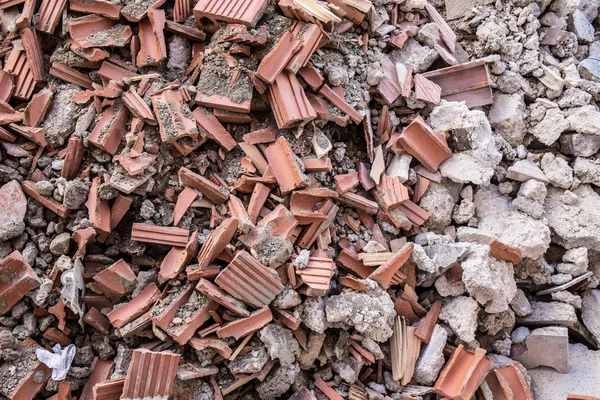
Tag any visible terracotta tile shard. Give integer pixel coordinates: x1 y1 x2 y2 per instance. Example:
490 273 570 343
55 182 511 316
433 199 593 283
21 27 45 82
390 317 422 385
83 307 111 334
247 182 271 224
122 87 156 125
257 31 302 83
297 200 339 248
107 283 161 328
69 15 132 48
296 255 335 291
217 306 272 340
168 293 219 345
264 136 308 194
315 378 343 400
424 2 456 52
15 0 36 28
229 194 253 233
72 226 96 259
290 187 339 224
96 195 132 242
485 363 533 400
93 259 136 300
339 275 367 291
22 180 71 218
215 250 284 308
238 142 268 174
152 88 198 143
291 0 341 23
298 66 325 91
272 306 301 330
174 0 191 22
80 359 114 400
189 337 233 359
433 344 493 400
36 0 67 34
131 223 190 247
421 60 492 108
302 157 332 173
213 109 252 124
173 187 198 225
489 239 522 264
377 55 402 105
24 87 54 127
179 167 230 204
0 338 50 399
397 200 430 227
348 385 367 400
568 396 600 400
137 8 167 67
196 278 250 317
92 378 124 400
414 300 442 344
194 0 269 27
70 0 121 19
121 349 180 400
0 251 40 315
243 127 277 145
268 71 317 129
50 61 94 90
164 20 207 42
319 85 363 124
398 115 451 173
373 174 410 211
3 49 36 100
369 243 412 289
0 71 14 103
288 22 323 73
188 217 238 279
335 172 360 193
339 192 379 215
414 74 442 105
86 177 111 235
193 107 237 151
44 327 71 345
159 231 199 283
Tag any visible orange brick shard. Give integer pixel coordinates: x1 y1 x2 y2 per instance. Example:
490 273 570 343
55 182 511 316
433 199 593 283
86 177 111 235
414 74 442 105
196 278 250 317
0 251 40 315
49 61 94 90
489 239 522 265
137 8 167 67
69 0 121 19
314 378 343 400
93 378 124 400
107 283 161 328
21 27 45 82
373 174 410 211
268 71 317 129
22 180 71 218
24 87 54 127
397 200 430 227
174 0 191 22
369 243 413 289
36 0 67 34
122 87 156 125
121 349 180 400
194 0 269 28
398 116 450 173
414 300 442 344
61 137 85 179
173 187 198 225
287 22 323 73
215 250 284 308
424 3 456 52
485 363 534 400
131 223 190 247
188 217 238 279
3 49 36 100
69 15 132 48
193 107 237 151
83 307 111 334
152 89 198 143
93 259 136 301
216 305 272 340
264 136 308 194
159 231 199 283
296 255 335 291
319 84 363 124
88 100 129 154
79 358 114 400
257 31 302 83
178 167 229 204
433 345 493 400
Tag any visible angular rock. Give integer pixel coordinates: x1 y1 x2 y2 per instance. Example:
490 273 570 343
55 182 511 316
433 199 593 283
512 326 569 373
506 160 549 184
569 9 595 43
573 157 600 186
540 153 573 189
581 290 600 343
258 324 301 367
529 110 569 146
566 105 600 135
488 92 527 146
390 38 438 73
439 296 479 343
414 325 447 386
560 133 600 157
256 362 300 399
0 181 27 243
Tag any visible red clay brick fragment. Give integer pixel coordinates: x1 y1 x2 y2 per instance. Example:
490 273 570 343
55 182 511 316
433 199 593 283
414 300 442 344
398 115 451 173
159 231 199 283
188 217 238 279
122 87 156 124
86 177 111 235
179 167 230 204
173 187 199 225
69 15 132 48
121 349 180 400
93 259 136 300
88 100 129 155
49 61 94 90
296 254 335 291
264 136 308 194
433 345 493 400
369 243 413 289
36 0 67 34
4 49 36 100
194 0 269 28
486 363 534 400
257 31 302 83
315 378 343 400
79 358 114 400
217 306 272 340
83 307 111 334
131 223 190 247
193 107 237 151
489 239 522 264
152 88 198 143
268 71 317 129
0 251 40 315
287 21 323 73
24 87 54 127
22 180 71 218
92 378 124 400
70 0 121 19
137 8 167 67
196 278 250 317
319 84 363 124
107 283 161 328
21 27 45 82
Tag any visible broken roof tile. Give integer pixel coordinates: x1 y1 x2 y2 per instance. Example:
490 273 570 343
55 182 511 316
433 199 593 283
88 100 129 155
296 254 335 291
0 71 14 103
189 337 233 359
335 172 360 194
0 251 40 315
69 15 132 48
216 305 273 340
21 27 45 82
86 176 111 235
194 0 269 28
414 300 442 344
377 55 402 105
424 2 456 52
50 61 95 90
433 345 493 400
193 107 237 151
159 231 199 283
69 0 121 19
137 8 167 67
107 283 160 329
485 363 534 400
338 192 379 215
80 359 114 400
369 243 412 289
373 174 410 211
298 66 325 92
268 70 317 129
121 87 156 125
23 87 54 127
315 377 344 400
302 157 333 173
93 259 136 300
173 187 199 225
264 136 308 194
22 180 71 218
242 127 277 145
398 115 451 173
36 0 67 34
257 31 302 83
83 307 111 334
421 60 492 108
3 49 36 100
93 378 124 400
179 167 230 204
414 74 442 105
319 84 363 124
131 223 190 247
174 0 191 22
196 278 249 317
121 349 180 400
290 187 339 224
0 338 50 399
151 88 198 143
188 217 238 279
215 250 284 308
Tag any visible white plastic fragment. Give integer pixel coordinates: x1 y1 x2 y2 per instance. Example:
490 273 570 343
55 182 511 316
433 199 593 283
36 344 76 380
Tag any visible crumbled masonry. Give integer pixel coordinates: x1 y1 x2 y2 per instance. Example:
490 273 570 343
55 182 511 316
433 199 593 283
1 0 600 399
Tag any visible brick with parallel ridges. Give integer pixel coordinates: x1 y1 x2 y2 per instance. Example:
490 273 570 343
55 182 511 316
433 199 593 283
92 378 124 400
215 250 284 308
194 0 269 28
121 87 156 125
216 305 272 340
131 223 190 247
121 349 180 400
174 0 191 22
36 0 67 34
0 251 40 315
296 256 335 291
268 70 317 129
21 27 45 82
264 136 308 194
485 363 534 400
3 49 35 100
80 358 113 400
49 61 94 90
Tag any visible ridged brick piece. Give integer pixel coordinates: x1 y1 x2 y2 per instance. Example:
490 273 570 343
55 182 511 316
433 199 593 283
86 177 111 235
122 87 156 125
159 231 199 283
369 243 413 290
152 89 198 143
49 61 94 90
21 27 45 82
166 293 219 345
433 344 493 400
424 2 456 51
3 48 36 100
131 223 190 246
268 70 317 129
178 167 229 204
194 0 269 28
315 378 343 400
397 200 431 227
414 74 442 105
174 0 191 22
36 0 67 34
80 358 113 400
193 107 237 151
107 283 161 328
137 8 167 67
22 180 71 218
216 306 272 340
390 317 421 384
421 60 492 108
348 384 368 400
83 307 111 334
0 251 40 315
319 84 363 124
189 337 233 359
264 136 308 194
257 31 302 83
290 187 338 224
296 254 335 291
297 200 339 248
373 174 410 211
414 300 442 344
93 378 124 400
0 338 50 399
215 250 284 308
69 15 132 48
93 259 137 301
121 349 180 400
247 182 271 224
286 21 323 73
188 217 238 280
485 363 534 400
61 138 83 180
70 0 121 19
398 115 451 173
338 192 379 215
88 100 129 154
196 278 250 317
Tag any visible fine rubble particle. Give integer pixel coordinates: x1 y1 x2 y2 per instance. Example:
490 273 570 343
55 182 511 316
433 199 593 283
272 285 302 309
258 323 301 367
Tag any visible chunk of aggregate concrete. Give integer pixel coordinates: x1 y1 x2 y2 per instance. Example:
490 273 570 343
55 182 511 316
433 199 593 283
0 181 27 243
512 326 568 373
529 109 570 146
325 279 395 342
416 23 439 48
296 297 327 334
529 343 600 399
228 346 269 374
581 290 600 343
439 296 479 343
506 160 549 184
559 133 600 156
332 356 362 384
544 185 600 251
419 183 455 232
411 243 437 275
42 84 81 147
557 247 588 276
573 157 600 186
255 362 300 400
430 102 502 186
461 244 517 313
272 285 302 309
258 324 301 367
510 289 533 317
49 232 71 256
566 104 600 135
557 87 592 108
551 290 583 308
474 186 551 260
413 325 447 386
435 275 467 297
516 301 577 326
390 38 438 73
478 309 515 335
540 153 573 189
512 179 547 219
569 9 595 43
488 92 527 146
63 180 89 210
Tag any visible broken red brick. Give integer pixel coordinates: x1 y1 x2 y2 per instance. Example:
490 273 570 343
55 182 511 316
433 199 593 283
193 107 237 151
44 327 71 346
298 66 325 91
92 378 124 400
196 278 249 317
319 84 363 124
0 251 40 315
242 127 277 145
36 0 67 34
217 306 272 340
335 172 360 193
69 0 121 19
121 349 180 400
122 87 157 125
414 74 442 105
49 61 94 90
83 307 111 334
131 223 190 247
21 27 45 82
179 167 230 204
173 187 199 226
69 15 132 48
173 0 191 22
398 116 451 173
194 0 269 28
373 174 410 211
22 180 71 218
137 8 167 67
302 157 332 173
107 283 161 328
414 300 442 344
315 378 343 400
93 259 136 300
338 192 379 215
489 239 522 265
339 275 367 291
23 87 54 127
369 243 413 290
296 253 335 292
268 70 317 129
485 363 534 400
424 3 456 52
152 88 198 143
159 231 199 283
189 337 233 359
290 187 339 224
433 345 493 400
188 217 238 279
264 136 308 194
3 49 36 100
397 200 431 227
88 100 129 154
0 71 14 103
257 31 302 83
297 200 339 248
287 21 324 73
72 226 96 259
247 182 271 224
86 177 111 235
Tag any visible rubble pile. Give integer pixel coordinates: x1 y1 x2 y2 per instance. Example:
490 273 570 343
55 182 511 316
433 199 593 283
0 0 599 399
